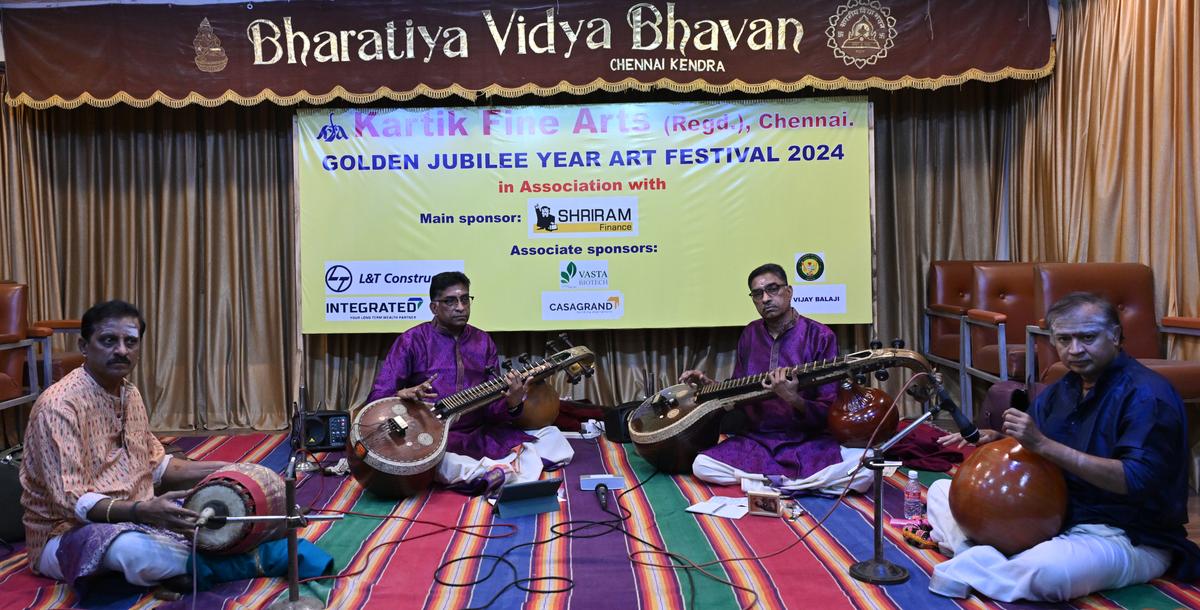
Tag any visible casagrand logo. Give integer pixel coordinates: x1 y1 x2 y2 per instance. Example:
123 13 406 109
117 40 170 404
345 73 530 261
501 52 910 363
559 260 610 289
542 291 624 320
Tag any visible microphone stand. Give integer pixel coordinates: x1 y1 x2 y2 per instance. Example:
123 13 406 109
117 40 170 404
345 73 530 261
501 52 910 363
848 392 945 585
267 452 342 609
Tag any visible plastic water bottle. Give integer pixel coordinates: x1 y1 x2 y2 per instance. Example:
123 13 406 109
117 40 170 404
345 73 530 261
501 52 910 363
903 470 925 520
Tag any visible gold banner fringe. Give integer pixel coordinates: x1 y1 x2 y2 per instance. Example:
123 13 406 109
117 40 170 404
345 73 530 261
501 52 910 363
5 50 1054 110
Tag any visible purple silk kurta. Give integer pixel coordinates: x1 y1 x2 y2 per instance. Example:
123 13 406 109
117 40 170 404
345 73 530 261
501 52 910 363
367 322 534 460
700 310 843 479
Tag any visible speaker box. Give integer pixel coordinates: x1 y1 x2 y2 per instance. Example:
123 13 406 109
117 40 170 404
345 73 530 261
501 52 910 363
603 400 641 444
292 409 351 452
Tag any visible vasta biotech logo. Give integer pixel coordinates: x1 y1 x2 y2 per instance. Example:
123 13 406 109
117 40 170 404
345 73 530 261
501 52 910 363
542 291 624 321
530 196 638 239
559 260 610 289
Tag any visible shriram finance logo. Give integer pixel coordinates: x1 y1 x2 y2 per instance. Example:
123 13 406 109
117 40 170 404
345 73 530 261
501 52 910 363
559 260 610 289
530 196 638 239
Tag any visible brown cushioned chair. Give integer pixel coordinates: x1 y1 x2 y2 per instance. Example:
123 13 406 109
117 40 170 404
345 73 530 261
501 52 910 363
1025 263 1200 399
963 262 1036 384
32 319 84 384
924 260 1001 410
0 283 43 413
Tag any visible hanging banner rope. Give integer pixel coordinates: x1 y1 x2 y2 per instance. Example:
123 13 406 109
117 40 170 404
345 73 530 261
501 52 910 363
2 0 1053 109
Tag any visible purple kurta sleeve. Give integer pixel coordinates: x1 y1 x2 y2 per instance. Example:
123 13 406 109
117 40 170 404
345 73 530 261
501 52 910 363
367 332 417 402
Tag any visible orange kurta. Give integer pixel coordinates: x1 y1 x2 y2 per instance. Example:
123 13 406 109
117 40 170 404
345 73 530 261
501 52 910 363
19 367 164 570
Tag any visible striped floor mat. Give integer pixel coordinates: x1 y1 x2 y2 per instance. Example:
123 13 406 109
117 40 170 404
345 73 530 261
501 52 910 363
0 433 1196 609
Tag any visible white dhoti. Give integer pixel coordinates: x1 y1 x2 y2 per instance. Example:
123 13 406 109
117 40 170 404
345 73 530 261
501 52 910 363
925 478 1171 602
436 425 574 487
692 446 873 495
40 530 190 587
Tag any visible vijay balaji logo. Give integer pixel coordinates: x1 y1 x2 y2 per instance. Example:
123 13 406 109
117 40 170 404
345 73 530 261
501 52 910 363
795 253 826 282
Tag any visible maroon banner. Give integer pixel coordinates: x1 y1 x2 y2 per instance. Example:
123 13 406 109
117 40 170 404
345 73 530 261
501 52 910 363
1 0 1053 109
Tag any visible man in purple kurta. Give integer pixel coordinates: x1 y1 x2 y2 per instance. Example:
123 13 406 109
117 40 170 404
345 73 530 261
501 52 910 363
681 264 869 494
367 271 573 493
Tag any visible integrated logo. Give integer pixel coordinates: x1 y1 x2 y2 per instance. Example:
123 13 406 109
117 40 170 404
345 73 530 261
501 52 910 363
542 291 625 321
529 196 638 239
559 260 610 289
325 265 353 293
326 296 429 321
315 112 349 142
795 253 826 282
826 1 897 69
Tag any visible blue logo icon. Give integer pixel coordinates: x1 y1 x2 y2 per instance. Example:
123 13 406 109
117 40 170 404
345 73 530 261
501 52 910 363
316 113 348 142
325 265 352 292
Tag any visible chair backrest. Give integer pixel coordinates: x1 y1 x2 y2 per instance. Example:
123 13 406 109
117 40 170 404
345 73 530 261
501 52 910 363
0 283 30 382
1033 263 1161 372
927 260 986 360
971 262 1036 347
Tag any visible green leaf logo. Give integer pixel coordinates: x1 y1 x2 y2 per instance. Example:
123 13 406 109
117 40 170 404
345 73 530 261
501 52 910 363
567 262 578 278
560 271 570 283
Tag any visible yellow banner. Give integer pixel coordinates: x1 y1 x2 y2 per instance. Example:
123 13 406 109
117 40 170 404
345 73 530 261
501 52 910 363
298 98 872 333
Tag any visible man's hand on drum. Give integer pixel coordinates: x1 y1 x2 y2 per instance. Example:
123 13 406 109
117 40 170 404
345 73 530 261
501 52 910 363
1001 408 1047 451
139 490 202 534
937 428 1002 448
396 374 438 402
678 369 713 386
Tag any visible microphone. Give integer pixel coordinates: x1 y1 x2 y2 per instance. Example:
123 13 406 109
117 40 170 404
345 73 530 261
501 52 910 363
934 383 980 444
197 506 218 528
595 484 609 512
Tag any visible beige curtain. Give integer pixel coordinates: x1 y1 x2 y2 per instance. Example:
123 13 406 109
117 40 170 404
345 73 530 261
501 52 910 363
0 87 295 431
1011 0 1200 360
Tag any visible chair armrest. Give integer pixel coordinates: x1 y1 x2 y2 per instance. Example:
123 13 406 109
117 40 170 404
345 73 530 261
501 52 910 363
966 308 1007 325
0 332 21 344
1162 316 1200 337
28 325 53 338
928 303 968 315
35 319 81 330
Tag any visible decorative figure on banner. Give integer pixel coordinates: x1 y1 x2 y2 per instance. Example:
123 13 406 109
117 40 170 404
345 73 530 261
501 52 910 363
535 205 558 231
844 16 882 49
826 1 897 69
193 18 229 73
316 113 348 143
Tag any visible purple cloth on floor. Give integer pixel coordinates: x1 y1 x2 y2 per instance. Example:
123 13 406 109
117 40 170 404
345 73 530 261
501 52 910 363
56 522 186 590
701 310 843 479
368 322 534 460
882 422 966 472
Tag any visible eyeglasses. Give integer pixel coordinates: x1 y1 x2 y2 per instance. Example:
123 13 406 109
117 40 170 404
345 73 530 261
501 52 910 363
434 295 474 307
748 283 787 299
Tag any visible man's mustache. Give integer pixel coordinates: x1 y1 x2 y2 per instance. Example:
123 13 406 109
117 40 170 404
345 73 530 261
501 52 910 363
108 356 131 365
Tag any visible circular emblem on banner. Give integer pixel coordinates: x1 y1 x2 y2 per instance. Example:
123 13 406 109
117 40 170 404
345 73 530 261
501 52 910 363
325 265 353 293
796 254 825 282
826 0 897 69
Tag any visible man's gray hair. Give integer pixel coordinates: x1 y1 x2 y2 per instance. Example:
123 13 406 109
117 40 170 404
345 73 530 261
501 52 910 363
1045 292 1122 339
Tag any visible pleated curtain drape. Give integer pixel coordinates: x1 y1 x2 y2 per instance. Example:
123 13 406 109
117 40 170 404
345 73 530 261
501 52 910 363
0 0 1194 432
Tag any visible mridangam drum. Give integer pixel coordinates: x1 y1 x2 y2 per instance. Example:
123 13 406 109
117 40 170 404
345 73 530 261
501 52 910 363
184 463 287 555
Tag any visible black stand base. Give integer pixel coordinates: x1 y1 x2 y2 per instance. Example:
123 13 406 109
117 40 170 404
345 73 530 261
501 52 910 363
850 559 910 584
